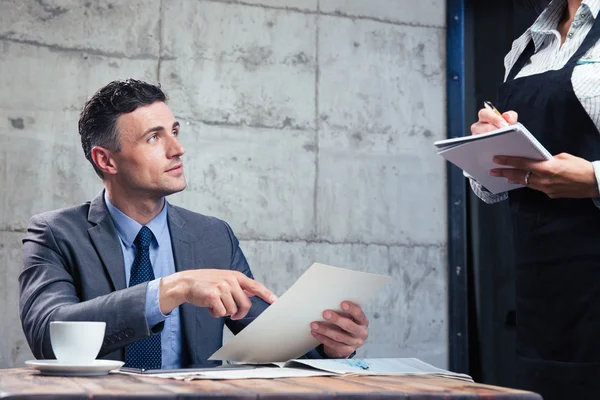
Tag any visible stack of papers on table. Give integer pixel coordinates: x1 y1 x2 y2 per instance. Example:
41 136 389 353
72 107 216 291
116 263 471 381
116 358 472 382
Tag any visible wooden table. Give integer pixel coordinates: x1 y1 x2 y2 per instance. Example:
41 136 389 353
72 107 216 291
0 368 541 399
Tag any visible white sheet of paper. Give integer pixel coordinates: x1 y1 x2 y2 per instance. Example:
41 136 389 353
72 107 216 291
209 263 389 363
117 367 335 380
186 367 335 380
288 358 473 381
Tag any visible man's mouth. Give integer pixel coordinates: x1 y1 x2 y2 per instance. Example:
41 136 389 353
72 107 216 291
166 163 183 173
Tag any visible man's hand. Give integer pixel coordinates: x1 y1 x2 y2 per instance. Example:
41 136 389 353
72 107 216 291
490 153 598 199
159 270 277 320
310 301 369 358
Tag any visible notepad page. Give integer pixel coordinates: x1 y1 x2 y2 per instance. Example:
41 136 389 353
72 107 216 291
438 129 552 194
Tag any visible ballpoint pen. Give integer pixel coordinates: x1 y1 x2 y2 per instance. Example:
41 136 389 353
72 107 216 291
483 101 503 117
343 359 370 370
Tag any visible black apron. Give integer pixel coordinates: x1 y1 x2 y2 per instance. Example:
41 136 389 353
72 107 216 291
496 13 600 400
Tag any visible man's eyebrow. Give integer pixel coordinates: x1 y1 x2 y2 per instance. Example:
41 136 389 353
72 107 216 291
142 126 164 137
141 121 180 137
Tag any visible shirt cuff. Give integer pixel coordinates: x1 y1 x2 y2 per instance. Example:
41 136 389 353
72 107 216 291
315 344 356 359
145 278 169 330
591 161 600 209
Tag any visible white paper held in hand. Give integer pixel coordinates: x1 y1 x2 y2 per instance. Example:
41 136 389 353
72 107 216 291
433 122 553 194
208 263 390 363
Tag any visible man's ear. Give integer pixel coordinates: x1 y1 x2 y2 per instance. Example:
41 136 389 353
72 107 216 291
91 146 118 176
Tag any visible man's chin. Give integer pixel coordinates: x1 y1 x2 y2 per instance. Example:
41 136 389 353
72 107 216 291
160 178 187 197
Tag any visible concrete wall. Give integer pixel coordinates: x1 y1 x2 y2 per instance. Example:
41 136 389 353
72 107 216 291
0 0 448 368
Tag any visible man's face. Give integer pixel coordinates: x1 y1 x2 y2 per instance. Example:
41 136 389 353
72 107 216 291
111 101 186 197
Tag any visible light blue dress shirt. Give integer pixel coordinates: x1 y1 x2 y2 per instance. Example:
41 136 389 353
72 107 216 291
105 193 183 369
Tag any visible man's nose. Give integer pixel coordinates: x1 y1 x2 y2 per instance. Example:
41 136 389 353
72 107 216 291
167 135 185 158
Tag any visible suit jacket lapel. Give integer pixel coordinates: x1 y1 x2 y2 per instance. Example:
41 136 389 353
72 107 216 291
167 204 195 272
87 191 126 291
168 204 201 366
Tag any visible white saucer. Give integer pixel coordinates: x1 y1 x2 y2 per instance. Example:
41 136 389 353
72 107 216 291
25 359 125 376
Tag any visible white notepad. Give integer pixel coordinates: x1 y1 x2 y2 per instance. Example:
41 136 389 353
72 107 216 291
209 263 389 363
434 123 552 194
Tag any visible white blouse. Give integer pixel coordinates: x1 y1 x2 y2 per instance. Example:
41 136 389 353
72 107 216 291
469 0 600 206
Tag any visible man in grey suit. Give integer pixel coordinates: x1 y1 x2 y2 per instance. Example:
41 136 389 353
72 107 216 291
19 79 370 369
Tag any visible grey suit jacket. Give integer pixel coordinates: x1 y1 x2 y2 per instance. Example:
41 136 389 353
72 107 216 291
20 191 324 367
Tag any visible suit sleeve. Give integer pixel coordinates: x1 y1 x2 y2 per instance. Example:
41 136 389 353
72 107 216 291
220 221 330 359
19 214 160 360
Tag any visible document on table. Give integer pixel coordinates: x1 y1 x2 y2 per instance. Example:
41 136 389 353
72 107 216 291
209 262 390 363
114 358 473 382
116 366 336 380
285 358 473 381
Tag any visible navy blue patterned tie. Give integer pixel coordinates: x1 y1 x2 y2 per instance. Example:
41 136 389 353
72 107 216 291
125 226 162 370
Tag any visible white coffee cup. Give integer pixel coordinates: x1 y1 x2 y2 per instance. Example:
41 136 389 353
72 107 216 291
50 321 106 365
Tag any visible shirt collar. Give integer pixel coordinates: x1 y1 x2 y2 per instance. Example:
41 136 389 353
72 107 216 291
529 0 567 52
527 0 600 52
583 0 600 19
104 192 168 248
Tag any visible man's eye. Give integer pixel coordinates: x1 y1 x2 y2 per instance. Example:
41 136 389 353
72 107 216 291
148 135 157 142
172 130 179 137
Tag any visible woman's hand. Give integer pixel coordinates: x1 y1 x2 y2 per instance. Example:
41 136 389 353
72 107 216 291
471 108 518 135
490 153 599 199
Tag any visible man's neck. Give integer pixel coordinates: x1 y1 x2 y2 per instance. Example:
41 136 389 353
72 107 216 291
105 185 165 226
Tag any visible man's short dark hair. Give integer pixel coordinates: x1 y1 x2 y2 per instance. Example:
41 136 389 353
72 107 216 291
78 79 167 178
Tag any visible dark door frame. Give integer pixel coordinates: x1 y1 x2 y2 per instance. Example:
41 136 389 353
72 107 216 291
446 0 469 374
